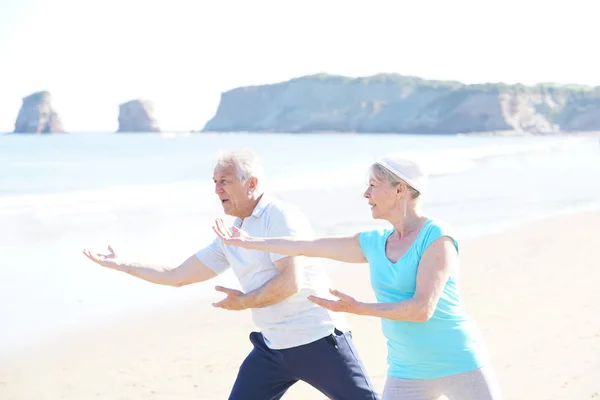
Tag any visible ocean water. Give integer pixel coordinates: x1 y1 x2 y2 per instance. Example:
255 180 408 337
1 132 600 356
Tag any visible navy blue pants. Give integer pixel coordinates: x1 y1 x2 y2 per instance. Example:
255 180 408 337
228 329 380 400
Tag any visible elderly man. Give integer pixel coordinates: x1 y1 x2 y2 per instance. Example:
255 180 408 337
83 149 379 400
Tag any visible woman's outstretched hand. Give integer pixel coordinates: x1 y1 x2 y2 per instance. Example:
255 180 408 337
82 245 119 269
212 218 254 248
308 289 364 315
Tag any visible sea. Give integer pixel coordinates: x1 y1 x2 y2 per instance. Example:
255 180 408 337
1 132 599 357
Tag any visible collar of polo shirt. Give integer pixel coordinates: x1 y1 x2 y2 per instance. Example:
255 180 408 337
250 193 270 218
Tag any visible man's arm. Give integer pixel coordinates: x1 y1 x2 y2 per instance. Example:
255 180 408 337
83 245 223 287
241 256 300 308
114 254 218 287
213 206 315 310
238 206 308 308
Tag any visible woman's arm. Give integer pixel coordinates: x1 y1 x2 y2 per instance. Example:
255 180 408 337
357 236 457 322
309 236 457 322
213 218 367 264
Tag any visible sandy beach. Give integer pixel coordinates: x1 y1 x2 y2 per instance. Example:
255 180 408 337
1 211 599 400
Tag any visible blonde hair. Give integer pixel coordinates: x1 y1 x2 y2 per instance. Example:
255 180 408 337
369 162 421 199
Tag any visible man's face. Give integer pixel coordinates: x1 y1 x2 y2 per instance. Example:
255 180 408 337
213 164 253 218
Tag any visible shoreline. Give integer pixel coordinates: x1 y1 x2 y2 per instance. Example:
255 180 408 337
2 210 599 399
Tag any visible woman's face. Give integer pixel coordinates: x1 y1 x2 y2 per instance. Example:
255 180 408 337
363 178 398 219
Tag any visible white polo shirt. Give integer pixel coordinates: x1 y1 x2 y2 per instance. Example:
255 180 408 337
196 194 348 349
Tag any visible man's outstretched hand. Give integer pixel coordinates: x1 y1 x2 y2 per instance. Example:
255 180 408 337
212 285 248 311
83 245 119 269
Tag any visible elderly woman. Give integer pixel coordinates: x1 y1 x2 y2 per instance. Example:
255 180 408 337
212 154 503 400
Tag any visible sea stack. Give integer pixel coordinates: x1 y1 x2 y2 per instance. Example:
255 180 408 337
117 99 160 133
14 91 65 134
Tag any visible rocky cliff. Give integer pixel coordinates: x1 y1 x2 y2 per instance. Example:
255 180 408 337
117 99 160 133
14 91 65 134
202 74 600 134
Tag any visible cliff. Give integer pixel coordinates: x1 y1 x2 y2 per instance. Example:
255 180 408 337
202 74 600 134
117 99 160 133
14 91 65 134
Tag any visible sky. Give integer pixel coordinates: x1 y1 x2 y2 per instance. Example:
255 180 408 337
0 0 598 132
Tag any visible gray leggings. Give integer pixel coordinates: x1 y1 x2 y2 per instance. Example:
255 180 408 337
381 366 503 400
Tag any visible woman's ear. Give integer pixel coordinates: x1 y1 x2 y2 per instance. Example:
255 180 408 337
396 183 406 197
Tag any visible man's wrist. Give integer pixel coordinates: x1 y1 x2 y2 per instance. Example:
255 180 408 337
240 293 253 309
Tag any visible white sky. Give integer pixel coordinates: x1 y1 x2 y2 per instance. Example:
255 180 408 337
0 0 598 132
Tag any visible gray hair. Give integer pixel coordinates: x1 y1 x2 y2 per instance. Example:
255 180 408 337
215 149 264 184
369 162 421 199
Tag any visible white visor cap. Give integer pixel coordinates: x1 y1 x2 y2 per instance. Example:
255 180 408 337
375 154 428 194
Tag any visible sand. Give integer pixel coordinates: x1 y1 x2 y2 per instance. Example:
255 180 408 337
1 211 599 400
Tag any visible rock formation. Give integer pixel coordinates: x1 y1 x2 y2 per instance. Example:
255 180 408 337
14 91 65 134
117 99 160 133
202 74 600 134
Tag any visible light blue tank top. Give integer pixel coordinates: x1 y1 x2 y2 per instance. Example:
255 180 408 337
358 218 489 379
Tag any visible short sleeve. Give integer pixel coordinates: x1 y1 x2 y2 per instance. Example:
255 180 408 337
418 219 459 257
358 229 385 263
195 236 230 275
265 204 313 263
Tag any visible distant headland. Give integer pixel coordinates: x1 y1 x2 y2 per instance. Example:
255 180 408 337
202 73 600 135
10 73 600 134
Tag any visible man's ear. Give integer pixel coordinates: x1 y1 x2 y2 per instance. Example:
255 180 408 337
248 176 258 192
